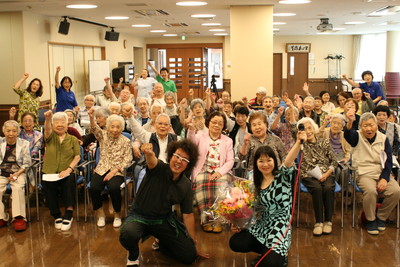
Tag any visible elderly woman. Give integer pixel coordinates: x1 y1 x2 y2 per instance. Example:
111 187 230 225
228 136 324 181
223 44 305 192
343 98 360 130
297 117 337 236
108 102 121 115
262 96 277 126
184 98 207 133
65 109 85 136
135 97 150 126
372 105 400 157
188 111 234 233
88 109 133 228
239 112 287 172
42 110 80 231
120 140 208 266
82 108 111 148
332 92 349 115
131 69 156 101
0 120 31 232
319 114 351 163
12 73 43 130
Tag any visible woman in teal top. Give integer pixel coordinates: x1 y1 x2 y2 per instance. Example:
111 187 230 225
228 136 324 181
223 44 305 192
229 131 305 267
12 73 43 130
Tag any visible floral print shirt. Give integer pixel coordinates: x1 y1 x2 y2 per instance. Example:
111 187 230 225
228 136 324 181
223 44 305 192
13 87 40 130
205 138 220 173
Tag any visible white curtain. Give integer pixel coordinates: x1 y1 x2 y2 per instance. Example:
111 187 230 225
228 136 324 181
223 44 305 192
354 33 387 82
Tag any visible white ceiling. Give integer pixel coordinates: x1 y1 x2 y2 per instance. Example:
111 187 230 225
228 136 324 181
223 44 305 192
1 0 400 38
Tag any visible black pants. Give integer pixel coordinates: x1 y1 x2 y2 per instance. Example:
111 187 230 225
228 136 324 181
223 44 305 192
229 230 286 267
119 218 197 264
90 172 124 212
42 174 76 219
302 176 335 223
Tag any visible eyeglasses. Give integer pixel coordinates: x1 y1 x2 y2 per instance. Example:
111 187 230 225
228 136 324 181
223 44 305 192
173 153 190 163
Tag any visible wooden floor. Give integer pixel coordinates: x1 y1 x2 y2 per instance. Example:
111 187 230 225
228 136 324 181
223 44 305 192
1 195 399 267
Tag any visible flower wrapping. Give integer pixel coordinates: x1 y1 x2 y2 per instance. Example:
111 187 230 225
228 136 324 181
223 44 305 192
204 177 256 229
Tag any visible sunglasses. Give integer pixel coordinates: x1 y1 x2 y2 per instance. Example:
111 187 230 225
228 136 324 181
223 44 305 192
173 153 190 163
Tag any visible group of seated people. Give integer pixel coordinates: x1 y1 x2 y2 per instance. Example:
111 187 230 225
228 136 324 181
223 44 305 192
2 67 400 267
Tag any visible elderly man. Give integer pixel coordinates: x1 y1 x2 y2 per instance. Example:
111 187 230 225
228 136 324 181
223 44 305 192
96 77 118 108
247 86 267 111
351 88 374 115
150 82 167 109
299 96 319 125
78 94 98 129
344 111 400 235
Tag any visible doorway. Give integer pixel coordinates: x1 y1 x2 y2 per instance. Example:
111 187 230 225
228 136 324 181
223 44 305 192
286 53 309 98
273 53 283 96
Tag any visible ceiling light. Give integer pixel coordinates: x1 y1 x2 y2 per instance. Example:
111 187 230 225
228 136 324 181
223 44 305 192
209 29 225 32
273 28 280 31
176 1 207 6
214 33 228 36
163 34 178 36
191 14 216 18
132 24 151 27
105 16 129 20
66 4 97 9
150 30 167 33
273 22 286 25
279 0 311 4
317 32 330 35
344 21 366 25
202 23 221 26
273 13 296 17
332 27 346 31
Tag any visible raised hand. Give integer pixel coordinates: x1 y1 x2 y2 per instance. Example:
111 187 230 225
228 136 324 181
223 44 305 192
141 143 153 155
188 88 194 96
9 107 17 119
119 77 124 83
277 106 285 116
205 87 211 96
302 82 309 93
44 110 53 119
23 73 29 80
87 107 95 118
56 66 61 72
342 74 348 79
243 133 252 146
104 77 110 83
363 92 371 99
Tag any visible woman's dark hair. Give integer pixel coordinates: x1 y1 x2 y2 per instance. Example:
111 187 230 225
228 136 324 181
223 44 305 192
336 92 349 105
372 105 391 117
233 105 249 117
21 112 37 122
167 139 199 175
60 76 73 89
205 111 227 130
142 68 150 77
319 90 330 103
232 101 244 110
253 146 279 194
26 78 43 97
362 70 373 80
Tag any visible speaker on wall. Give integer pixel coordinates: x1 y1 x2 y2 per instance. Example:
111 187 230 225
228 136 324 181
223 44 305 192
105 30 119 41
58 20 70 35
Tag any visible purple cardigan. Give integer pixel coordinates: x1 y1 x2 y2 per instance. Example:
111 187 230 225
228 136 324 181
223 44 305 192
187 128 234 182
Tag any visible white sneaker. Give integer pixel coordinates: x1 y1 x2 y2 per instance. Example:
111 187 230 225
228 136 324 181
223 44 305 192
313 222 323 236
113 217 122 228
54 218 63 230
127 257 139 266
61 217 73 231
97 217 106 227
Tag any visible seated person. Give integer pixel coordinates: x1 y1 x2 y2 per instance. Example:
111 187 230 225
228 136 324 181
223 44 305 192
344 112 400 235
350 88 374 115
78 94 98 129
0 120 31 232
248 87 267 111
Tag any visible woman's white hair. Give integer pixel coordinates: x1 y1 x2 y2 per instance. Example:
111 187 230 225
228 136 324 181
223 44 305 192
137 97 150 106
2 120 20 134
108 102 121 111
121 102 134 110
297 117 319 133
331 113 346 127
190 98 205 110
52 112 68 124
106 114 125 129
155 113 171 124
150 103 165 114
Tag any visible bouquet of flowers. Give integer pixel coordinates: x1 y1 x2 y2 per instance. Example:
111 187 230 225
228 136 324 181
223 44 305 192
205 177 257 229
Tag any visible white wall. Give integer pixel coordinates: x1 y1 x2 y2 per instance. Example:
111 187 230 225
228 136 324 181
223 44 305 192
0 11 146 105
273 35 354 79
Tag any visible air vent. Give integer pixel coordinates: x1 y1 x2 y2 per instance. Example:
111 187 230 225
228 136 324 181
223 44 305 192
125 3 148 7
134 9 170 16
164 23 189 27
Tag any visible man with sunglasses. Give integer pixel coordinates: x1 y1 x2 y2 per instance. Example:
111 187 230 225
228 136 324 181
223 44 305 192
120 141 209 266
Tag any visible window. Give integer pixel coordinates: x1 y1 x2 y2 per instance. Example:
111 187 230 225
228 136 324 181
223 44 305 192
354 33 386 82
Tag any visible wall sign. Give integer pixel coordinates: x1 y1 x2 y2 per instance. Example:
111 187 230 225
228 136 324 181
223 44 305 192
286 43 311 53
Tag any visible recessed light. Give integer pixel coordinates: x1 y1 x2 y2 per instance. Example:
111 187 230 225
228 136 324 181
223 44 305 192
105 16 129 20
191 14 216 18
273 22 286 25
273 28 280 31
176 1 207 6
132 24 151 27
150 30 167 33
163 34 178 37
332 27 346 31
279 0 311 4
66 4 97 9
317 32 331 35
209 29 225 32
344 21 366 25
201 23 221 26
214 33 228 36
273 13 296 17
